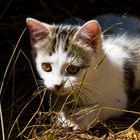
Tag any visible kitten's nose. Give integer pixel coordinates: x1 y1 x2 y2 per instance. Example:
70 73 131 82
54 84 63 91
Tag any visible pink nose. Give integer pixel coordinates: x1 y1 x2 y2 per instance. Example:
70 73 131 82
54 84 63 91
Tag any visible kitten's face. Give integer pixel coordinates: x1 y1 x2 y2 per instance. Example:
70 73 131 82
36 46 87 94
27 18 101 95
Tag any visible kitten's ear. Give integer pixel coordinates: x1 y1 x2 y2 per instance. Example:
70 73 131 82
74 20 102 52
26 18 51 45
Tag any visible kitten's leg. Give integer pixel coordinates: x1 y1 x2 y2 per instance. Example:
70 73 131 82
50 94 80 130
72 104 125 131
54 105 101 131
71 105 101 131
50 95 102 131
55 111 80 130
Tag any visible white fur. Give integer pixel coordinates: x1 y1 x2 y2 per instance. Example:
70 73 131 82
35 46 86 95
35 33 140 130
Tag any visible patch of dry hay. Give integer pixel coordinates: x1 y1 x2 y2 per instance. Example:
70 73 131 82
30 127 140 140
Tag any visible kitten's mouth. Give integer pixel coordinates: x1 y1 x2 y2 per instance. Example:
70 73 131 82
54 86 82 96
51 87 72 95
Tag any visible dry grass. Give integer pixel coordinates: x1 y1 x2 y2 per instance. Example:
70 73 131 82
0 28 140 140
28 112 140 140
31 127 140 140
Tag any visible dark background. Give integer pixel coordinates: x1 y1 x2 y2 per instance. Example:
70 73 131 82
1 0 140 139
1 0 140 76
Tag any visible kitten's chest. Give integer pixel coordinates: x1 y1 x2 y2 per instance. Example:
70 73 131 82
76 64 125 106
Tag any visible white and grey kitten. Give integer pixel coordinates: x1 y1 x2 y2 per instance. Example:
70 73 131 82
26 18 140 131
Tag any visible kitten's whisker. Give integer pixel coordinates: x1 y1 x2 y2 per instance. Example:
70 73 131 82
72 87 97 103
74 82 96 87
73 82 102 95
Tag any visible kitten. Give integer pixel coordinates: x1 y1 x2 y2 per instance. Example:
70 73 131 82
26 18 140 131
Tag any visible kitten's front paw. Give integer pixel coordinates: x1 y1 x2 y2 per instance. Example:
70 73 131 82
56 112 80 131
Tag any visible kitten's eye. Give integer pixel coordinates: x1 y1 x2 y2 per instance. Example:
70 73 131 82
66 65 80 75
42 63 52 72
